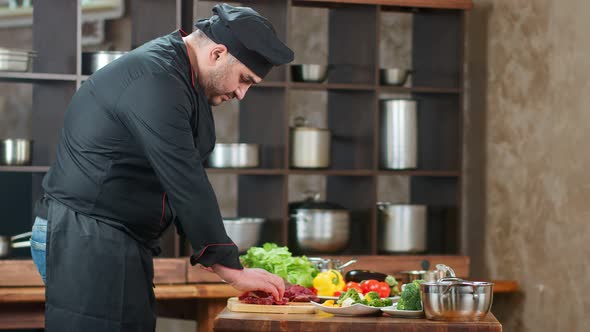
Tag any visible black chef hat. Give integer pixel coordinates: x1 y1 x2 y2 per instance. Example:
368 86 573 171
195 3 294 78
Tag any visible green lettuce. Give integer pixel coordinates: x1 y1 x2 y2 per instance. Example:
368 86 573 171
239 243 318 287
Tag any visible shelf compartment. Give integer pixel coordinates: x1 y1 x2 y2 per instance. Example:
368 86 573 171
0 72 78 83
206 168 285 175
378 86 461 94
328 90 375 170
328 5 378 85
378 170 460 177
239 87 287 169
0 166 50 173
288 169 374 176
289 82 375 91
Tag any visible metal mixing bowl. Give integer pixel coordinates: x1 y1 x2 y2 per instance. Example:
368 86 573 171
291 64 329 83
208 143 260 168
82 51 128 75
421 278 494 321
380 68 412 86
223 218 265 253
0 139 32 166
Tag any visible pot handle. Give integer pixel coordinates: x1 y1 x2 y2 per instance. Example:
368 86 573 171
11 231 32 249
12 241 31 249
435 263 457 278
11 231 32 241
337 258 357 270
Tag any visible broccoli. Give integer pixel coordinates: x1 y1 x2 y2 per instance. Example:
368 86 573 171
385 275 400 296
364 291 381 303
396 280 425 310
336 288 362 306
366 297 394 307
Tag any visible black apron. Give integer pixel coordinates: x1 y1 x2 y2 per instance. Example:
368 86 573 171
45 198 156 331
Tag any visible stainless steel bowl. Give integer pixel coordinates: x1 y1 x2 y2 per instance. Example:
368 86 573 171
0 139 32 165
223 218 265 253
291 64 329 83
421 278 494 321
82 51 128 75
208 143 260 168
380 68 412 86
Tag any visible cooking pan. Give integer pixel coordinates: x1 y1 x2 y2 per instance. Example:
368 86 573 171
0 232 31 259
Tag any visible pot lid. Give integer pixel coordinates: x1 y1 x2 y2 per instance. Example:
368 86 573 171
289 191 346 210
290 116 329 131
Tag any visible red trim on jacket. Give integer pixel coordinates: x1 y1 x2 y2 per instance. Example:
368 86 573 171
159 192 167 226
194 243 237 261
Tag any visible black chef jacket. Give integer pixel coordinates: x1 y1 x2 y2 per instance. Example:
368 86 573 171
37 30 242 270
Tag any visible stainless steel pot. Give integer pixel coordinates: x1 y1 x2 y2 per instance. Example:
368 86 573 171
0 232 31 259
421 277 494 321
377 203 427 253
379 99 418 169
208 143 260 168
0 48 35 72
380 68 413 86
223 218 265 253
0 139 32 166
289 192 350 254
82 51 127 75
307 257 357 273
291 64 330 83
399 270 445 283
290 117 331 168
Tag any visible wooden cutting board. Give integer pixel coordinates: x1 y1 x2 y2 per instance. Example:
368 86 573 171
226 297 317 314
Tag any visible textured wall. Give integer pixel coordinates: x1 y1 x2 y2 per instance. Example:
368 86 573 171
465 1 590 331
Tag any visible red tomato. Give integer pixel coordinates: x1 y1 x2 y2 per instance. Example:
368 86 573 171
376 282 390 298
360 279 379 295
346 281 362 293
334 290 342 297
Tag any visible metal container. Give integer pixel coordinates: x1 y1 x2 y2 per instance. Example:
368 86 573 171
291 64 329 83
208 143 260 168
289 192 350 254
0 48 35 72
399 270 445 283
379 99 418 169
82 51 127 75
380 68 412 86
290 117 331 168
0 139 32 166
377 203 427 253
0 232 31 259
223 218 265 253
421 277 494 321
307 257 357 273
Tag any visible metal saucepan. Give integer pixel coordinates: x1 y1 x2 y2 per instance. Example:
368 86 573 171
379 68 413 86
290 116 331 169
0 47 36 72
208 143 260 168
291 64 331 83
0 232 32 259
1 139 32 166
82 51 128 75
307 257 357 273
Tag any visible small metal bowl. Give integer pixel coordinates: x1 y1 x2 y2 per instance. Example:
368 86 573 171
380 68 412 86
223 218 266 253
208 143 260 168
291 64 329 83
0 139 32 166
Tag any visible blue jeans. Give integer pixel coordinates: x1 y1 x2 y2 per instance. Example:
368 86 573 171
31 217 47 284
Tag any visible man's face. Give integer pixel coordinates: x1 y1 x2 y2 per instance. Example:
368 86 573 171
203 56 261 106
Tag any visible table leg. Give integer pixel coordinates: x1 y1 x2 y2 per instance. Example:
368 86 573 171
197 298 227 332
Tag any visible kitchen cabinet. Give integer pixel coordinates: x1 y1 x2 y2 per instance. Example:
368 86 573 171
0 0 471 257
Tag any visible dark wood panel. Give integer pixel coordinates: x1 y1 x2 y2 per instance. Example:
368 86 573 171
131 0 177 48
328 90 375 169
32 0 77 74
326 176 375 254
412 9 462 87
328 5 378 84
413 94 460 170
31 82 76 165
0 173 33 258
410 177 458 254
293 0 473 10
239 88 287 169
238 175 286 245
0 303 45 329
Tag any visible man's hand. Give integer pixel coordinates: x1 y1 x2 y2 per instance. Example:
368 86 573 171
212 264 285 301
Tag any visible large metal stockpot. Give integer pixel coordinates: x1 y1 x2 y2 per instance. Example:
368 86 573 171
0 139 32 166
377 202 427 253
290 117 331 168
379 99 418 169
421 277 494 321
208 143 260 168
289 192 350 254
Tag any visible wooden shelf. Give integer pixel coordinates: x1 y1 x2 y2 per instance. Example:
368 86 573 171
0 72 77 83
256 81 287 88
205 168 285 175
288 169 374 176
289 82 375 91
0 166 49 173
293 0 473 10
378 170 461 177
379 86 462 94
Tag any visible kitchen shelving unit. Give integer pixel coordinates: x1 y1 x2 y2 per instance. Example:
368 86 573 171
0 0 471 258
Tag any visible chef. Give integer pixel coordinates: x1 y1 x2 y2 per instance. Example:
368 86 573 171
29 4 293 331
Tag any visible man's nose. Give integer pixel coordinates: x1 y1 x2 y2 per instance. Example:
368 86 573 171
235 84 250 100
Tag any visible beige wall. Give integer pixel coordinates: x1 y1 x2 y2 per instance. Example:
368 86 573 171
465 1 590 331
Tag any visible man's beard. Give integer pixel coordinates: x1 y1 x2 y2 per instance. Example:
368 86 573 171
205 64 232 100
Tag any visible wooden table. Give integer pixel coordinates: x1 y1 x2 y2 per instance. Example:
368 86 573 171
214 309 502 332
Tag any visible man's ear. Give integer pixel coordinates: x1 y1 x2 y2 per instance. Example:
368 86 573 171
209 44 228 64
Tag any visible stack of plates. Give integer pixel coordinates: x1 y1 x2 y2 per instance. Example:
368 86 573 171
0 47 36 72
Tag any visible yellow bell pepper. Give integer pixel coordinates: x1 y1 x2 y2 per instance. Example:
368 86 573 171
312 269 345 296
